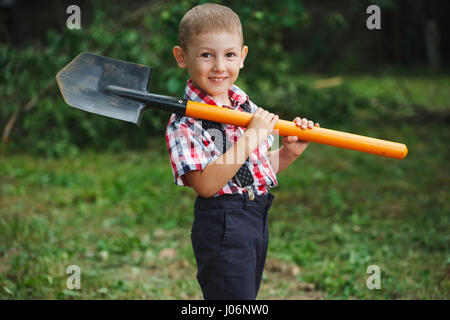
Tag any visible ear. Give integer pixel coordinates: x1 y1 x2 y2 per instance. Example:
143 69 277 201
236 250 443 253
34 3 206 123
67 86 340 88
239 45 248 69
173 46 188 68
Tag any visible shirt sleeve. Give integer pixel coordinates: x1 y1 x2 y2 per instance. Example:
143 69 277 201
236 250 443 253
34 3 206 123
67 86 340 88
166 115 210 187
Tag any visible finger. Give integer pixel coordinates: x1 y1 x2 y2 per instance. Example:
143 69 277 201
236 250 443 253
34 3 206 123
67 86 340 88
315 123 320 127
284 136 294 143
293 117 302 126
256 108 267 118
308 120 314 128
261 110 270 118
270 115 279 126
301 118 308 129
272 115 279 123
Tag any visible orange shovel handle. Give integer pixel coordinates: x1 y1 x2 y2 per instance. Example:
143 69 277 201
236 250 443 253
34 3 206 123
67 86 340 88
185 100 408 159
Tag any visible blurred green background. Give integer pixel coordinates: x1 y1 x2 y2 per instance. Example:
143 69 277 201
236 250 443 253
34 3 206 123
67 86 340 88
0 0 449 299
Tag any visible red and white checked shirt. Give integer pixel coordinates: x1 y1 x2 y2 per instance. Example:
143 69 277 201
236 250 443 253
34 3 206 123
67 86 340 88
165 79 278 197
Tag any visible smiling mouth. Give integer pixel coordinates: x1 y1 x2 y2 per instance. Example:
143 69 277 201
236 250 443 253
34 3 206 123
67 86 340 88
208 76 228 83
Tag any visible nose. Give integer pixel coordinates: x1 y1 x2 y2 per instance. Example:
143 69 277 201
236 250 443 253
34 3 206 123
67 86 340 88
213 56 226 73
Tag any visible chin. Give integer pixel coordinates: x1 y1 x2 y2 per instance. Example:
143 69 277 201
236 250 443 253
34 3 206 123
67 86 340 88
206 88 228 97
202 83 226 93
209 81 232 90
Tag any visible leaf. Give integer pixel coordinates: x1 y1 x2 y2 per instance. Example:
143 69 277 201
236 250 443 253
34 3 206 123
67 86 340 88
3 286 14 296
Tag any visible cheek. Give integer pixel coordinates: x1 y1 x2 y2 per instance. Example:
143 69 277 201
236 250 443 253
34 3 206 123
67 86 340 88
228 63 241 78
229 60 242 72
192 62 210 76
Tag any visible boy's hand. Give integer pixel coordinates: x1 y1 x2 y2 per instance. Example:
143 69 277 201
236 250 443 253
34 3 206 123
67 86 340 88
282 117 320 157
246 107 279 146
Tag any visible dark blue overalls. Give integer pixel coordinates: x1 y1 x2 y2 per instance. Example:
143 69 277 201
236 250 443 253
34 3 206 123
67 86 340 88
191 190 275 300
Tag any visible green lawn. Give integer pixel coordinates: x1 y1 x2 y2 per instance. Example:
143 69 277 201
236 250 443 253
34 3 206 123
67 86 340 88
292 73 450 112
1 120 448 299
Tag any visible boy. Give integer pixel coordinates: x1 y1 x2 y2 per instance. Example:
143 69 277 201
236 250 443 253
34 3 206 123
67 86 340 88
165 3 319 300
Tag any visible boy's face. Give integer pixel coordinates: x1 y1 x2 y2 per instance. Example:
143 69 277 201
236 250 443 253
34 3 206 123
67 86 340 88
174 32 248 103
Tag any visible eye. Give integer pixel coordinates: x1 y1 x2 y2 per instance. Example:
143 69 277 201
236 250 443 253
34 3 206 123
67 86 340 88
201 52 212 58
226 52 236 58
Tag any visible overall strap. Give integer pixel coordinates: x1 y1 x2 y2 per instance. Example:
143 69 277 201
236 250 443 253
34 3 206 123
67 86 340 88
201 101 255 188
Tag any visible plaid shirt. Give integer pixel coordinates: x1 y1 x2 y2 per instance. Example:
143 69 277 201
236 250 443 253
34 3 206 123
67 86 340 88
165 79 278 197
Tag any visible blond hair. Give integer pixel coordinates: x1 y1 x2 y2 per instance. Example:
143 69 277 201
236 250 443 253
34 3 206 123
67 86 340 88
178 3 244 50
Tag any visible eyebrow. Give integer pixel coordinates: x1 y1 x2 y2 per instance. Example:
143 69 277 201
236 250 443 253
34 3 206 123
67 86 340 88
199 46 240 51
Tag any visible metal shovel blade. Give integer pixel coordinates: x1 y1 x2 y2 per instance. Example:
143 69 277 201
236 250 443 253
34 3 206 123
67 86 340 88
56 52 152 124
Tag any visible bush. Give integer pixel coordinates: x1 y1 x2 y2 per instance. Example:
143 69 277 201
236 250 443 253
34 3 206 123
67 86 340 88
0 0 380 156
248 77 371 126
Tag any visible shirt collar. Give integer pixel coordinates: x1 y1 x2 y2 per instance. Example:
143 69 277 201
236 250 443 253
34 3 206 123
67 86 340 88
185 79 248 110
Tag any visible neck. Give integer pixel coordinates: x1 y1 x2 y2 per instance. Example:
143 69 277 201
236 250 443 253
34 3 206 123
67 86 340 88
212 94 233 107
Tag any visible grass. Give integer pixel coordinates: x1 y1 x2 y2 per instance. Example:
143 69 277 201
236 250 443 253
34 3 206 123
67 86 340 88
0 74 449 299
293 72 450 112
1 121 448 300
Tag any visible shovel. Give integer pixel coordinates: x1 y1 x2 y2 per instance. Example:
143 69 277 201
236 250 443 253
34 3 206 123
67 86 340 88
56 52 408 159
